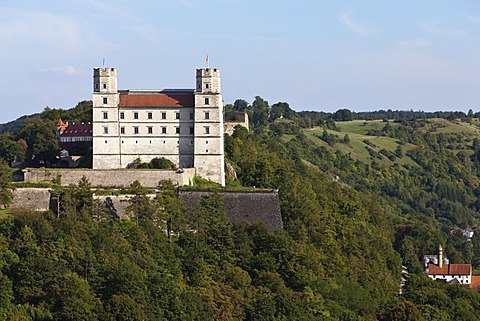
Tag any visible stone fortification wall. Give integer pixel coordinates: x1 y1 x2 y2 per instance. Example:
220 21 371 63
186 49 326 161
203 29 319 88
10 188 51 211
94 190 283 232
23 168 196 188
180 190 283 232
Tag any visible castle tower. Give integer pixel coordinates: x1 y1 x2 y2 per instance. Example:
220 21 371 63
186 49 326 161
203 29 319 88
92 68 121 169
194 68 225 186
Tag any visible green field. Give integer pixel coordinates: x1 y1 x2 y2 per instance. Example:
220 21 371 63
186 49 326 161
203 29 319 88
287 118 480 167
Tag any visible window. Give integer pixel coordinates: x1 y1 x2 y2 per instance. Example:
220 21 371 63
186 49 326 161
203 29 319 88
206 83 209 89
176 112 180 120
120 127 125 134
134 126 139 134
103 83 107 89
134 112 139 119
103 97 108 104
103 126 108 134
204 112 210 120
120 112 125 119
147 112 153 119
148 126 153 134
204 97 210 105
161 127 167 134
103 112 108 119
175 127 180 134
189 112 194 120
161 112 167 119
189 127 194 135
95 84 99 90
204 126 210 134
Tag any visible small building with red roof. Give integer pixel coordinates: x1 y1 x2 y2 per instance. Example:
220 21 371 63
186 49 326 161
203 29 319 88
424 245 480 290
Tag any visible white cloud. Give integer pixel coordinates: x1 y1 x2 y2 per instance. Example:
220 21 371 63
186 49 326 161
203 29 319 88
339 12 374 37
40 65 85 76
0 9 91 55
396 38 430 48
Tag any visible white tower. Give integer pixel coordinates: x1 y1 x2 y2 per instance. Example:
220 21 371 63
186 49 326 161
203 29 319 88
92 68 121 169
194 68 225 186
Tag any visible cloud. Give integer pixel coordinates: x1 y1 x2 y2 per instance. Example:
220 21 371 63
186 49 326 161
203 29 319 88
339 12 374 37
396 38 430 48
0 9 91 54
40 65 85 76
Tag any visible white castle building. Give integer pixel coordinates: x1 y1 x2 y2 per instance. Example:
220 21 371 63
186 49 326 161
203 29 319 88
92 67 225 185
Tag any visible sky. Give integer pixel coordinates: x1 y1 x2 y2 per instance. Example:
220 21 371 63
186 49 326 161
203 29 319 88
1 0 480 123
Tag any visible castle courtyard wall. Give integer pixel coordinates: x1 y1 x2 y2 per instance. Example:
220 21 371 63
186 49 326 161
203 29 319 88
23 168 196 188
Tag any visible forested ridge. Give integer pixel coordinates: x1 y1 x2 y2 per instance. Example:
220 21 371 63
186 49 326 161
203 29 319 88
1 99 480 319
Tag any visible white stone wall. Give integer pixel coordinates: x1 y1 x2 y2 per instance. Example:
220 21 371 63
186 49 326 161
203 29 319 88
429 274 471 285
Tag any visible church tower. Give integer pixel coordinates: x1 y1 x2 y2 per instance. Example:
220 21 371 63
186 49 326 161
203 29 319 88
92 67 121 169
194 68 225 186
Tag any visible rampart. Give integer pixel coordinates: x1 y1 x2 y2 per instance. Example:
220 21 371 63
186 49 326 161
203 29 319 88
180 190 283 232
10 188 51 211
22 168 196 188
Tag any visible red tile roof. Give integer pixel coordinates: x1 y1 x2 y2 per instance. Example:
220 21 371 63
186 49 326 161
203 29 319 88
119 93 194 107
60 123 92 137
428 262 471 275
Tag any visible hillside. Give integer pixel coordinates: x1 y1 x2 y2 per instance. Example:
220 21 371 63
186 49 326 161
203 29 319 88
2 99 480 319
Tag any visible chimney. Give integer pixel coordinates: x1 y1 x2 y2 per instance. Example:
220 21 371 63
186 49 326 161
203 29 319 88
438 245 443 268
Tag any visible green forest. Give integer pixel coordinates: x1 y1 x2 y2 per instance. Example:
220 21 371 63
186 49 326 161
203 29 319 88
1 99 480 320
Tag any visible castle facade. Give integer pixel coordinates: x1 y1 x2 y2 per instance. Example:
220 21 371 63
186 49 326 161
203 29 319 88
92 67 225 185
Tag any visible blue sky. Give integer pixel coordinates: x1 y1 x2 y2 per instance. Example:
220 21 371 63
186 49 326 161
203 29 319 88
1 0 480 123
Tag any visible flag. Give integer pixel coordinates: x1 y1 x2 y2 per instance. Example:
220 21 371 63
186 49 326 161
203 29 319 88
206 55 209 65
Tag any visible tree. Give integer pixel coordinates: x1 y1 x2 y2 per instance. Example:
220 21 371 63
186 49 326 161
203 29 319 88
125 180 152 225
251 96 270 131
333 109 353 121
0 159 13 209
153 180 186 241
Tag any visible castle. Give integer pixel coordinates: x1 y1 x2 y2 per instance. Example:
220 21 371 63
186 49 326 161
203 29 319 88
92 67 225 185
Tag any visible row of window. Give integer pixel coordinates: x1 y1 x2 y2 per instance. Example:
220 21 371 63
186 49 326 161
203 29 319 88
101 97 211 106
102 126 210 135
102 111 211 120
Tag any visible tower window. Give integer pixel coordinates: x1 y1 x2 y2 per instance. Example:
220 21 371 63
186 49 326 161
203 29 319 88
176 112 180 120
204 126 210 134
120 112 125 119
204 112 210 120
206 83 209 89
189 127 194 134
103 97 108 104
134 126 139 134
189 112 194 120
103 126 108 134
120 127 125 134
148 126 153 134
204 97 210 105
175 127 180 134
95 84 99 90
103 112 108 119
103 83 107 89
134 112 139 119
147 112 153 119
162 112 167 120
161 127 167 134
